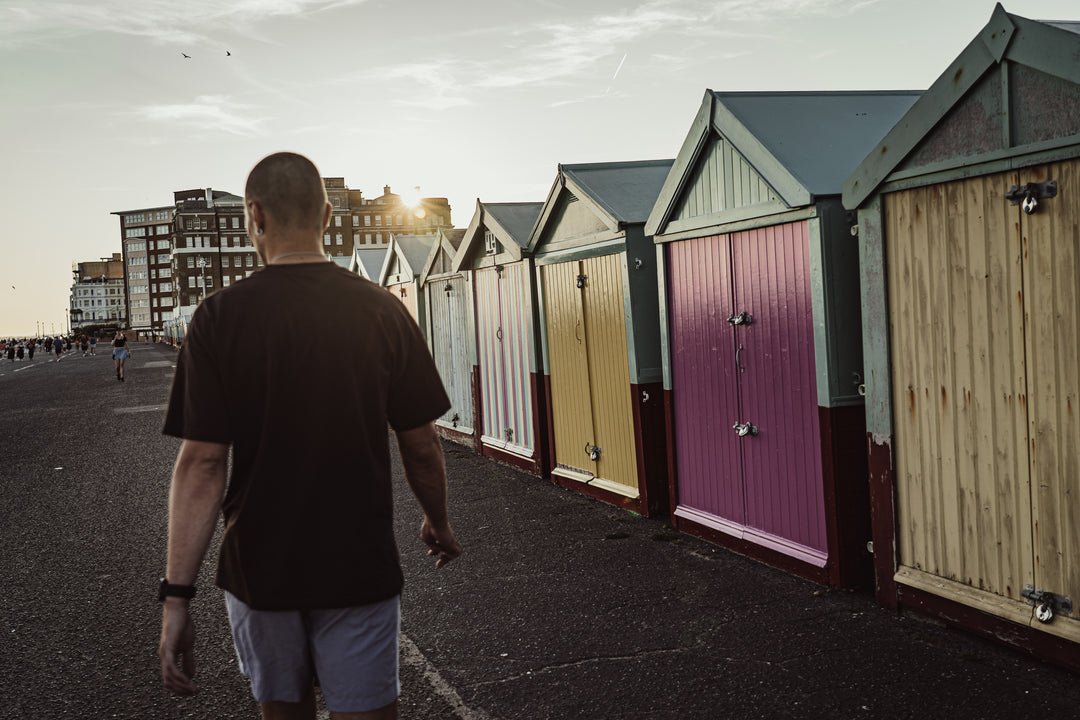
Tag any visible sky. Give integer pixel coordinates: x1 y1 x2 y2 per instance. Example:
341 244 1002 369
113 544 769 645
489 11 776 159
1 0 1077 337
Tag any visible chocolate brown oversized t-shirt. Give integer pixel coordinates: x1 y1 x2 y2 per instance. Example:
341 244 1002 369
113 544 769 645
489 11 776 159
163 261 450 610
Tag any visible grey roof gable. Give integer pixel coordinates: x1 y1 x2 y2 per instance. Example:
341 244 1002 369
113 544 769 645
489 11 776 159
562 159 675 225
484 203 543 249
714 91 921 198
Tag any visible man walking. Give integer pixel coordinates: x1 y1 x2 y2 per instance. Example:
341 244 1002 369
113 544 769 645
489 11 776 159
158 152 462 720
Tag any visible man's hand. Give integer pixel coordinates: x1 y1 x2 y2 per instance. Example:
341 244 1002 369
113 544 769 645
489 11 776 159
420 517 462 568
159 600 198 695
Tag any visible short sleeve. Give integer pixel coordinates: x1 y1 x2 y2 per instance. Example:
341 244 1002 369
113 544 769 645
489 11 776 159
162 305 232 442
386 308 451 432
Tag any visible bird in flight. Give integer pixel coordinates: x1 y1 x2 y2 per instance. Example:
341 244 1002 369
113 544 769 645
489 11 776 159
226 50 231 56
181 52 191 59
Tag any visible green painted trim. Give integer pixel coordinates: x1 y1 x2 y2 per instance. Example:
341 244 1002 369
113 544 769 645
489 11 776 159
857 195 893 437
619 252 639 384
526 172 566 254
660 199 797 238
876 138 1080 195
843 9 1007 209
808 215 830 408
523 258 544 375
644 91 714 237
534 236 625 266
656 243 673 392
711 99 811 208
535 263 551 376
450 199 485 274
653 206 818 245
1007 12 1080 86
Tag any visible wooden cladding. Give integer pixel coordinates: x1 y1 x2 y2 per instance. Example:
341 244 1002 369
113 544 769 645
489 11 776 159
885 159 1080 641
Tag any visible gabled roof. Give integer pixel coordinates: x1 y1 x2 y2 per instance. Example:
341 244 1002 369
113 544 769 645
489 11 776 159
350 246 390 281
419 227 467 285
378 233 437 286
527 159 674 252
844 4 1080 208
452 200 543 272
646 89 920 236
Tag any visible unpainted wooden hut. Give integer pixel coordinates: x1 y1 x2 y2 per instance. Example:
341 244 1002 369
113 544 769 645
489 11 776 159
843 4 1080 670
378 233 437 339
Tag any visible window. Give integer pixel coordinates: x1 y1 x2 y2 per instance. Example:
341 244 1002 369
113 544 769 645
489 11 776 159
335 233 342 245
151 283 158 293
223 277 231 287
155 225 170 235
376 233 382 243
352 216 359 226
128 256 146 266
334 216 342 227
159 268 171 279
161 297 173 307
245 256 254 267
222 256 230 268
160 282 172 292
188 277 196 288
324 233 331 246
187 257 194 269
375 215 382 226
365 216 371 226
353 232 360 244
395 215 402 226
365 233 372 243
232 217 240 229
158 254 170 264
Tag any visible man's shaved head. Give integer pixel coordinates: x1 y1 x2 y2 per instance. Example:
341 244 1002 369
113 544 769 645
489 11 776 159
245 152 328 232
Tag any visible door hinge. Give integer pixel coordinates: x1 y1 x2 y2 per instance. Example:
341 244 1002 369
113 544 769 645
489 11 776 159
1021 585 1072 624
1006 181 1057 215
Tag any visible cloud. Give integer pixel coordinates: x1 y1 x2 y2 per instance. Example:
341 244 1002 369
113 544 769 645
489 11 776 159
0 0 369 46
133 95 265 136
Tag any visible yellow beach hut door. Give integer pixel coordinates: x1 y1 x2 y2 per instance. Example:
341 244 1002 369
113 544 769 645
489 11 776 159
544 254 637 497
886 159 1080 643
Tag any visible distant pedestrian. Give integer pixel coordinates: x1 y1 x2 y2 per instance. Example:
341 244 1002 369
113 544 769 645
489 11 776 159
28 340 35 361
81 336 89 356
6 343 14 362
53 336 62 361
112 332 129 381
16 341 24 360
90 336 97 356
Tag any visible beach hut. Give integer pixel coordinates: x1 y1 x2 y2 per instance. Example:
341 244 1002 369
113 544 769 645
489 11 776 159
348 246 388 282
529 160 673 516
843 4 1080 669
452 200 546 475
419 228 476 447
646 89 919 586
378 233 436 337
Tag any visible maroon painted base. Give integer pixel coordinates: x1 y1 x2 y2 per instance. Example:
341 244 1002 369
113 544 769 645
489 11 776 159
897 584 1080 674
670 513 830 585
480 443 542 476
434 423 478 450
549 472 648 516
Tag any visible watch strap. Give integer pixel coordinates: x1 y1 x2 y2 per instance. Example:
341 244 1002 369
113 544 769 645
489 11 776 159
158 578 197 601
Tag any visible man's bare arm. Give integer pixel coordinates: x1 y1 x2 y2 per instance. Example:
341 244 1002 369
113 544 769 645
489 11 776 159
395 422 462 568
159 439 228 696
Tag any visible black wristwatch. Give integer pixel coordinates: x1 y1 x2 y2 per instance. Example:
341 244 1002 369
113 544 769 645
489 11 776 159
158 577 197 602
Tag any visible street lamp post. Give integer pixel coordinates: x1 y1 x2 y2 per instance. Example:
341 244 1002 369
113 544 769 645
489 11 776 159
197 256 208 305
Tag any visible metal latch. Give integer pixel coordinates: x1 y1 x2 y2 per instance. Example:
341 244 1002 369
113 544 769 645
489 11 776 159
450 412 460 428
576 274 587 289
733 421 758 437
1006 181 1057 215
585 442 602 461
727 311 752 326
1021 585 1072 624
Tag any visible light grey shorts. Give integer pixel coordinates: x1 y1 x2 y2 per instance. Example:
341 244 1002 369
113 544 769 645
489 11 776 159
112 347 128 360
224 591 401 712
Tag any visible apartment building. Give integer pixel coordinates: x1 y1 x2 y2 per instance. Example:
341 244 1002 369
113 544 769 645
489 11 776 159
326 179 452 258
111 205 175 333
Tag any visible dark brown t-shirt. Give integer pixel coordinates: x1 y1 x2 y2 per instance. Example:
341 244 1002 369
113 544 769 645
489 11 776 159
163 261 450 610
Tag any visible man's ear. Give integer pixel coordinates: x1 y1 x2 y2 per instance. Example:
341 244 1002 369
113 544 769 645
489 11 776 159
247 200 267 235
321 201 332 232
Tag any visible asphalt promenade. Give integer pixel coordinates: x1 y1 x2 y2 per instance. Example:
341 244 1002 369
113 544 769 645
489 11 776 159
1 342 1079 719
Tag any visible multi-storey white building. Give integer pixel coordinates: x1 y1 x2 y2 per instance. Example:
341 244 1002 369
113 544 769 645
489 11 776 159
69 254 126 329
111 205 175 333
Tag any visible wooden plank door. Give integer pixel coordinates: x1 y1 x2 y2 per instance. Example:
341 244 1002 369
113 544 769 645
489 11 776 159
543 260 598 478
666 235 745 525
475 267 506 447
885 172 1033 601
731 222 826 558
1021 159 1080 637
498 263 535 456
580 254 637 496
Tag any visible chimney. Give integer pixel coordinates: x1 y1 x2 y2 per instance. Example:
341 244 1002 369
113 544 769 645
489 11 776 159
384 185 391 195
205 188 215 208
